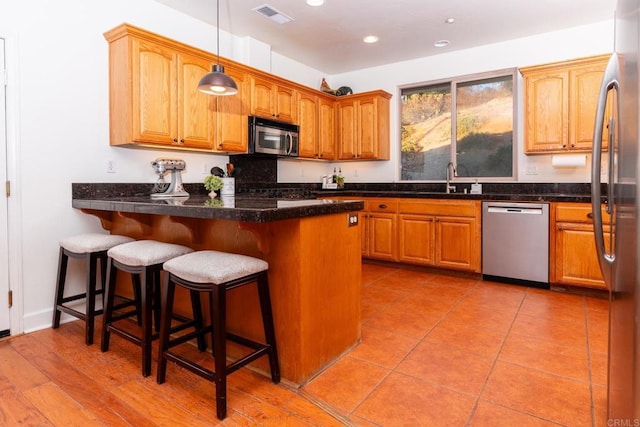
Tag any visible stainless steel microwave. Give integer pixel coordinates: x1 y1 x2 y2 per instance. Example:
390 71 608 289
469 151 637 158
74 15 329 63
248 116 299 157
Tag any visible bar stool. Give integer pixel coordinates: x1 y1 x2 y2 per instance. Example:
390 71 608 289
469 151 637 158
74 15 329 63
157 250 280 420
100 239 202 377
52 233 135 345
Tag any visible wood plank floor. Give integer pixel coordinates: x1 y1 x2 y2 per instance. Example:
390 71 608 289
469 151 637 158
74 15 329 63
0 263 609 426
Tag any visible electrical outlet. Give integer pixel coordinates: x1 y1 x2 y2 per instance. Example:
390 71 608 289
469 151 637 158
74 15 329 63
347 213 359 227
106 160 116 173
525 166 538 175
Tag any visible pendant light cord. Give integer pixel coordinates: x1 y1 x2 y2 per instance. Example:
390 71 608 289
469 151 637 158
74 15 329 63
216 0 221 66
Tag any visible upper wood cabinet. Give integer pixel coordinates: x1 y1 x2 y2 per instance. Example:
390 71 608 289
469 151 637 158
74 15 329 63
337 91 392 160
104 24 251 153
250 76 296 123
297 90 336 160
521 54 611 154
214 66 249 153
106 30 216 150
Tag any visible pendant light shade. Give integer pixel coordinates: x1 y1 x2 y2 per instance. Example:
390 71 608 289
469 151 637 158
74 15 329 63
198 64 238 95
198 0 237 96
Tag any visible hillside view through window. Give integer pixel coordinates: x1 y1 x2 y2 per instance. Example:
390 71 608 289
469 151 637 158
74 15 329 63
401 71 515 180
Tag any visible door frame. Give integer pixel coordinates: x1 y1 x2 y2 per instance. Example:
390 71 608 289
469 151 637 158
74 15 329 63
2 32 24 336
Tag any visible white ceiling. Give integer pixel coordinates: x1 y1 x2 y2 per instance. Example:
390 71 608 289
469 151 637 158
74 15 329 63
152 0 617 74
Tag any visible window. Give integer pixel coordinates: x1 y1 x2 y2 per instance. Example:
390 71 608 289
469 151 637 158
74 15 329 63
400 70 516 181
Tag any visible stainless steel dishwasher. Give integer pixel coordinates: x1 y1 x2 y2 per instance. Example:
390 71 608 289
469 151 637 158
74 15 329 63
482 201 550 288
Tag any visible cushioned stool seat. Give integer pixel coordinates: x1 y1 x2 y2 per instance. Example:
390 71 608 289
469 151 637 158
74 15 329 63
157 250 280 420
52 233 134 345
100 240 201 377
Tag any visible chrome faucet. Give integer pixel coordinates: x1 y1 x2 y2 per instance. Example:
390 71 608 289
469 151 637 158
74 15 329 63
446 162 457 193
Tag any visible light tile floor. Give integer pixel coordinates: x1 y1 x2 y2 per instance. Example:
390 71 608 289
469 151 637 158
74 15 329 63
302 262 608 426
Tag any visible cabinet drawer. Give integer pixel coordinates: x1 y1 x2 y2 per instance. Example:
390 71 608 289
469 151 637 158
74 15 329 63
368 199 398 213
398 199 477 217
555 203 611 223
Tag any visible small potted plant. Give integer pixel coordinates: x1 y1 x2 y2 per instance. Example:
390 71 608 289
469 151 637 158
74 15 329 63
204 175 223 198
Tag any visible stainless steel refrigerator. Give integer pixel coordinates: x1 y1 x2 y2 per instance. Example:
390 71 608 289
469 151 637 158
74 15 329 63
592 0 640 421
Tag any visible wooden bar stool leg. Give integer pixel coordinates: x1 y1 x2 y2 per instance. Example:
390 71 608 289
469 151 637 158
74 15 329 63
84 252 99 345
157 272 175 384
141 268 154 377
190 290 207 352
211 285 227 420
132 274 143 326
256 272 280 383
52 247 68 329
100 258 118 352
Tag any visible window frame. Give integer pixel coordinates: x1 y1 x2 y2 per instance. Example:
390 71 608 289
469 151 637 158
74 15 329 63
398 67 519 182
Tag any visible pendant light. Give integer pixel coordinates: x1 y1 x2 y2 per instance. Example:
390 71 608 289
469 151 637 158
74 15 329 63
198 0 238 96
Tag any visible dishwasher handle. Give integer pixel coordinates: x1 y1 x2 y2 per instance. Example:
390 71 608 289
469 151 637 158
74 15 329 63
486 206 543 215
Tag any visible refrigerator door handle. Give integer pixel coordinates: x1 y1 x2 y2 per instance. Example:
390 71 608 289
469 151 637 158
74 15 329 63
591 53 619 283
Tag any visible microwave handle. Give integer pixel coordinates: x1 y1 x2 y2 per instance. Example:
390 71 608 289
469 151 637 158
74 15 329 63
286 132 292 155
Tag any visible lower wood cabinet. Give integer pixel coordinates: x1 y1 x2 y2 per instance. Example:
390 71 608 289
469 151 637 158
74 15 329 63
323 196 481 273
398 199 481 273
550 202 613 289
364 199 398 261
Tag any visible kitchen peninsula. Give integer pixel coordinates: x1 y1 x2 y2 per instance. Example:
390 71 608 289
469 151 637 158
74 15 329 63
72 184 364 386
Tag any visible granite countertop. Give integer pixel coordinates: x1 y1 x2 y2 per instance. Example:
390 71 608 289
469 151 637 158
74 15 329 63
72 193 364 223
316 190 596 203
71 182 605 224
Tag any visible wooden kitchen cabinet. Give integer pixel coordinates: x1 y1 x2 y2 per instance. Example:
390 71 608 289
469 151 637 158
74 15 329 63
104 24 250 153
362 199 398 261
521 54 611 154
337 91 392 160
214 66 249 152
251 76 296 123
550 202 613 289
105 29 215 149
318 196 480 273
297 91 336 160
398 199 481 273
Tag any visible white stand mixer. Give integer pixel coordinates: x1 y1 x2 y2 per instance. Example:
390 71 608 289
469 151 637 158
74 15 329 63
150 158 189 199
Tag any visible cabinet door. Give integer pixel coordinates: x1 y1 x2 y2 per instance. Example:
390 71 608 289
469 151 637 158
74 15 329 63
251 76 274 119
337 99 358 160
318 98 336 160
398 214 435 265
131 38 178 146
555 222 610 289
435 216 477 271
570 63 609 151
297 91 319 158
368 213 397 261
274 85 296 123
215 66 249 152
524 70 569 152
358 96 378 159
178 52 216 149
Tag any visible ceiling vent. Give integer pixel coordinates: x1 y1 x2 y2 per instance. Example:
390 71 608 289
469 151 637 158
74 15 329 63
252 4 293 24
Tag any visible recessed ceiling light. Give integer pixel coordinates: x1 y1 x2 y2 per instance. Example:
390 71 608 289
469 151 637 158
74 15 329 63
434 40 450 48
306 0 325 5
363 35 379 43
445 17 455 24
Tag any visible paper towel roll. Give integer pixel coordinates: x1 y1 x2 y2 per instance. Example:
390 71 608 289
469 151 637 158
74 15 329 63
551 154 586 167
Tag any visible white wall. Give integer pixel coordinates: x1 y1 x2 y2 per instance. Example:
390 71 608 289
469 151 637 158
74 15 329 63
277 20 615 184
0 0 615 334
